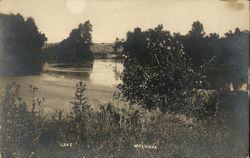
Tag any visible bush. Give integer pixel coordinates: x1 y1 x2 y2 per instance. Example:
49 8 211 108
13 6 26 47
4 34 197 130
0 82 45 157
116 25 210 116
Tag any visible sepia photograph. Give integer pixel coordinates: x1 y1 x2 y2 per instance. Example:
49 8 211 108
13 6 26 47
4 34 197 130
0 0 249 157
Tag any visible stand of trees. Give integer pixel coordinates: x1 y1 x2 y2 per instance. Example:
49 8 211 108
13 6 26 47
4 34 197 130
43 21 93 63
176 21 249 89
0 13 47 75
115 21 249 114
116 25 207 115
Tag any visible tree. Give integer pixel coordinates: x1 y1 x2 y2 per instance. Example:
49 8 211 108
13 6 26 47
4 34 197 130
0 13 47 75
43 20 93 63
220 28 249 90
112 37 123 58
117 25 208 115
188 21 205 37
181 21 207 69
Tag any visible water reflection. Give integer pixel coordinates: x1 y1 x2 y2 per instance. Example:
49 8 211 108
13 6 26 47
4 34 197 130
90 59 123 86
0 59 123 113
43 59 123 87
113 61 122 81
43 61 94 80
44 70 91 80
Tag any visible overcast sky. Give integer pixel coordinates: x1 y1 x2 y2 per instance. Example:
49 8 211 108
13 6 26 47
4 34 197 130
0 0 249 43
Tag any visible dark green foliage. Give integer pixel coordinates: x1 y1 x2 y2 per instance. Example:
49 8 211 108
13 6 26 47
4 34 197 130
116 25 208 115
0 13 47 75
43 21 93 63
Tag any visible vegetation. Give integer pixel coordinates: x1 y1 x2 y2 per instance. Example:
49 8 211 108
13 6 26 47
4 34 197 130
0 13 47 75
176 21 249 69
177 21 249 89
115 25 209 115
44 43 121 60
114 22 249 115
0 82 248 157
43 21 93 63
0 13 248 157
91 43 115 59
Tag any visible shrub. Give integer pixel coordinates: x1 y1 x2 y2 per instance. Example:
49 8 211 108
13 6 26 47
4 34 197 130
0 82 45 157
116 25 210 116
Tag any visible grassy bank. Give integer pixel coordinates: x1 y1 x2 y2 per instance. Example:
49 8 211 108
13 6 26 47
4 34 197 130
91 43 122 59
0 82 248 158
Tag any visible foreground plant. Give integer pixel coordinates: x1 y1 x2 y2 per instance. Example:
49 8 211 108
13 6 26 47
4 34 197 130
0 82 248 157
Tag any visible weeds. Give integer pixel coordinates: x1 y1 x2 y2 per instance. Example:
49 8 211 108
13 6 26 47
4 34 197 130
0 82 248 157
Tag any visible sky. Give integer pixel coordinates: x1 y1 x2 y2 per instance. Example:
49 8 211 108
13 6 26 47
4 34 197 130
0 0 249 43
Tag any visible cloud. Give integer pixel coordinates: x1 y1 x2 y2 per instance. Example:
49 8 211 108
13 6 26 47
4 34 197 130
221 0 245 11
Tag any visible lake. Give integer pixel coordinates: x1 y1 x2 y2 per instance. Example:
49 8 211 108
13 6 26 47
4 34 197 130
0 59 123 114
0 62 248 114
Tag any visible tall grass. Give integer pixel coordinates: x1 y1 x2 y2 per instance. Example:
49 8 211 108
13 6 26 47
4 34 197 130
0 82 248 157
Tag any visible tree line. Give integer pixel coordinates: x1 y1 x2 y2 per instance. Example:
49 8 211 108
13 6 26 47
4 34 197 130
0 13 47 75
114 21 249 114
177 22 248 90
0 13 248 80
0 13 94 75
43 21 93 63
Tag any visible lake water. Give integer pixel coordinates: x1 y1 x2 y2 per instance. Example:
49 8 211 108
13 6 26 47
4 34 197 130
43 59 123 86
0 59 123 114
0 63 248 114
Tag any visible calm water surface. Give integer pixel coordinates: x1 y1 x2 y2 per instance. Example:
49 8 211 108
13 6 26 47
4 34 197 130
43 59 123 86
0 59 123 113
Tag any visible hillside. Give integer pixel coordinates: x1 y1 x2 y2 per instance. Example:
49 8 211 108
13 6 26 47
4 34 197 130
91 43 114 54
43 43 114 53
43 43 121 59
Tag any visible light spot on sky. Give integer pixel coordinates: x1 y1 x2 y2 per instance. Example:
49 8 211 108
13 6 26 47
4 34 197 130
114 13 118 19
66 0 85 14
